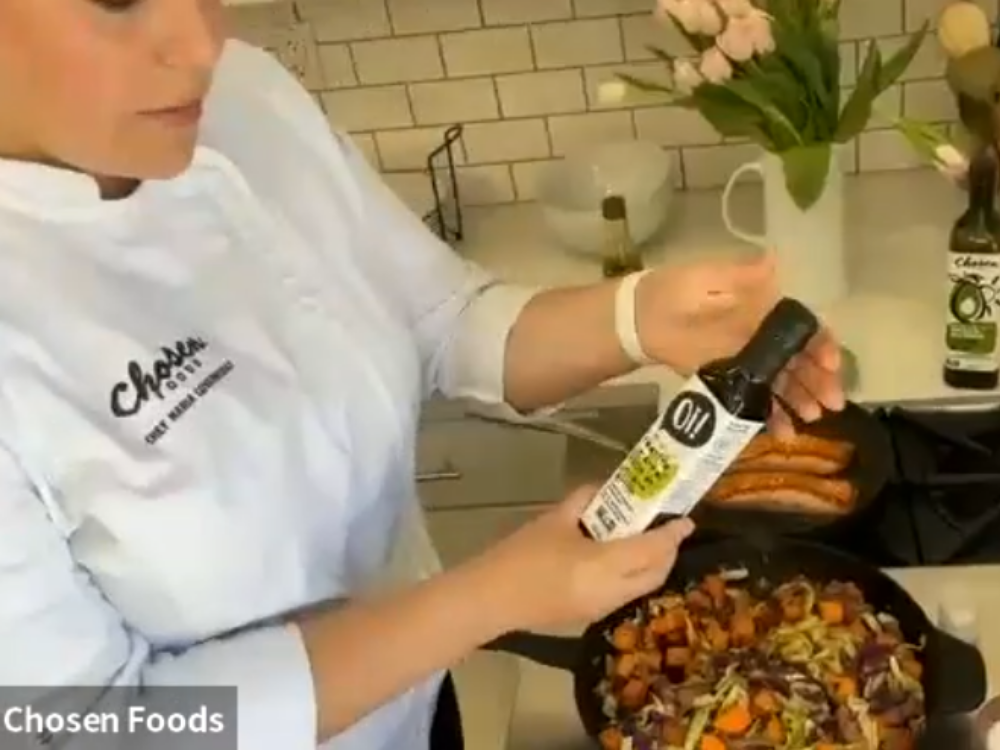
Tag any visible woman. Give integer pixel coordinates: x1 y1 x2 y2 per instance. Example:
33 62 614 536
0 1 843 749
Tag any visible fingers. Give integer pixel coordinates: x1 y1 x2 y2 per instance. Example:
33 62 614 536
777 359 824 422
604 518 696 576
766 397 797 439
553 483 601 521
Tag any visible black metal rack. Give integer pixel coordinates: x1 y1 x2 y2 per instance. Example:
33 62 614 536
421 124 465 245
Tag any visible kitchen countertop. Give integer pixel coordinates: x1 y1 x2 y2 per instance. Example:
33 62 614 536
505 565 1000 750
456 167 1000 410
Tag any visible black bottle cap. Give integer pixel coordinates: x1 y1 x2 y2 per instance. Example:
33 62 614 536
734 297 820 385
601 195 626 220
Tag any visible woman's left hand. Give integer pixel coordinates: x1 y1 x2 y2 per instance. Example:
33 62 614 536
634 249 845 436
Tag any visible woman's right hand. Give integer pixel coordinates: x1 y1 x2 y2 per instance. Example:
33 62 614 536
473 485 695 633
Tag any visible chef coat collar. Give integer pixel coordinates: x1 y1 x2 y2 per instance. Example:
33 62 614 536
0 147 220 222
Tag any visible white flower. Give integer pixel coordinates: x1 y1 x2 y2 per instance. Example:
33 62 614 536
934 143 970 182
597 80 629 105
673 58 704 94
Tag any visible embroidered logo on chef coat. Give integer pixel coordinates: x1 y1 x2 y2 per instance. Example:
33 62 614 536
109 336 234 445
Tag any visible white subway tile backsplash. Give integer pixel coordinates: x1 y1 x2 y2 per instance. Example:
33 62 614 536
409 78 499 125
297 0 390 43
858 129 926 171
634 106 720 146
481 0 573 25
904 79 957 122
349 133 381 169
441 28 534 77
497 70 587 117
382 171 436 216
904 0 997 30
531 19 624 69
621 13 687 61
376 127 467 171
352 36 444 84
230 0 967 206
681 142 761 189
386 0 481 35
573 0 655 17
548 110 635 156
584 62 672 109
511 159 559 200
839 42 856 87
322 85 412 131
317 44 357 88
456 165 516 205
877 35 945 81
838 0 903 40
462 119 551 163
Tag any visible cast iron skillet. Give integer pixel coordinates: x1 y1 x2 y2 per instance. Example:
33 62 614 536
484 538 987 746
691 401 896 537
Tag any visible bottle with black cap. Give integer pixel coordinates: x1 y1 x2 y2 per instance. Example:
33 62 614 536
600 195 644 278
579 297 820 541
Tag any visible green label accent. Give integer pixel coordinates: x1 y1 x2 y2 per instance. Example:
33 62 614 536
946 321 997 353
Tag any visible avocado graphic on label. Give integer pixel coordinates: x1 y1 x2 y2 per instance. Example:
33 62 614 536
620 438 678 501
950 277 989 323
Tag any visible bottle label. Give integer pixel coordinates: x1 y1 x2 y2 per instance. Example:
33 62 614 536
579 375 763 541
946 253 1000 373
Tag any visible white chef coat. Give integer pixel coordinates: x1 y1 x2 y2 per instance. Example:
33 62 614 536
0 39 539 750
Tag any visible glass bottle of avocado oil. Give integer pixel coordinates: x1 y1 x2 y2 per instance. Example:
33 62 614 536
945 144 1000 390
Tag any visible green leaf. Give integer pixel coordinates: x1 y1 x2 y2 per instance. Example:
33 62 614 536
616 71 675 96
877 23 928 93
644 45 675 66
834 40 881 142
688 85 775 147
780 143 833 211
723 79 803 149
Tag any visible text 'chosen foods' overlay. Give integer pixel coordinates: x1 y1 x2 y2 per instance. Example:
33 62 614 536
0 685 237 749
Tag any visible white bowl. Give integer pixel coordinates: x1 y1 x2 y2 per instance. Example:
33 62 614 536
536 141 675 258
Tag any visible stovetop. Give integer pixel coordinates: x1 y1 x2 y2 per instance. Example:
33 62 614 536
696 404 1000 567
884 405 1000 565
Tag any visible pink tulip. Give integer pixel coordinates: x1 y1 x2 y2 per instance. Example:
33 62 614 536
717 10 774 60
673 58 704 93
700 46 733 83
716 17 757 60
746 10 775 53
715 0 756 17
657 0 723 36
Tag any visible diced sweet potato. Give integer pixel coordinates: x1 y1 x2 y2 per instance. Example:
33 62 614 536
611 622 641 652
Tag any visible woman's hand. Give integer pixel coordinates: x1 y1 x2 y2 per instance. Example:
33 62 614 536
474 485 695 632
635 250 845 436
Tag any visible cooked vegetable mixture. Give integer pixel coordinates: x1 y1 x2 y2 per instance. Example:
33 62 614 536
596 571 925 750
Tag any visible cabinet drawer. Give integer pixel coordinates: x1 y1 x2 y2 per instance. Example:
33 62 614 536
416 420 565 510
425 506 541 568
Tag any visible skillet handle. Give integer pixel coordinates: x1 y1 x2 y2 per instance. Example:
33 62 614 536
928 630 988 713
481 630 582 672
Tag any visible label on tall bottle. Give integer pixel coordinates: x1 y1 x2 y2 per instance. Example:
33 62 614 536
945 253 1000 373
578 375 763 541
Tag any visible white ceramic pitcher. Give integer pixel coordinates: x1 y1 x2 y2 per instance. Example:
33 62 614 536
721 148 847 310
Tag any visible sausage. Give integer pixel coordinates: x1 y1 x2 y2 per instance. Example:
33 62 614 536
736 433 855 468
705 472 856 513
731 452 845 475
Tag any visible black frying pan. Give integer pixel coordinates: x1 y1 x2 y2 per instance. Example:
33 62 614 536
484 538 986 746
691 402 896 537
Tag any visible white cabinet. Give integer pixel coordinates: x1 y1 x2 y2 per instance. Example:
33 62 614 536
424 505 540 568
416 419 565 511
